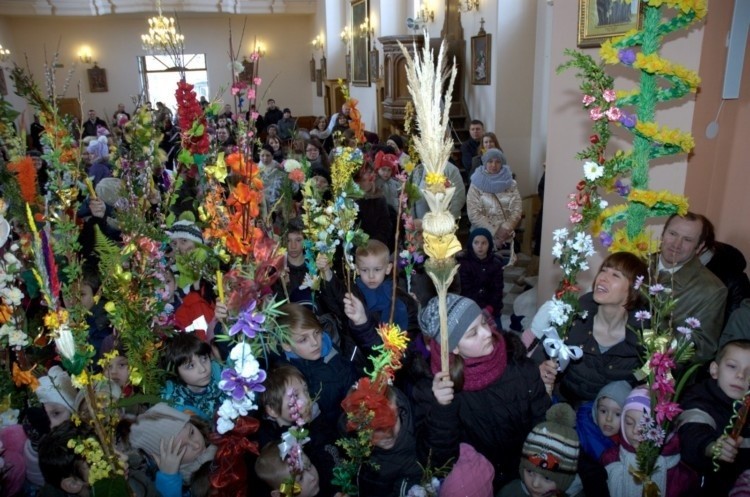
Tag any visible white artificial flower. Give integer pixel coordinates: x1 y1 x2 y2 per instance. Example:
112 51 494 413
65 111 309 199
551 242 563 259
283 159 302 172
216 416 235 435
3 252 19 266
217 398 239 420
583 161 604 181
8 329 28 349
1 287 22 306
552 228 569 242
229 342 255 370
9 243 19 252
579 261 590 272
0 324 11 338
236 354 260 379
55 324 76 360
599 198 609 209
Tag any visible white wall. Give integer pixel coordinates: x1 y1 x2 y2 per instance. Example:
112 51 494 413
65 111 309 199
1 14 316 122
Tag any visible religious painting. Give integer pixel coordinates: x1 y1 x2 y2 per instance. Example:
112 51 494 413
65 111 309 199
310 57 316 82
351 0 370 87
320 56 327 79
87 64 108 93
0 68 7 96
471 31 491 85
369 48 379 81
316 69 323 97
578 0 642 48
345 54 352 82
238 58 256 84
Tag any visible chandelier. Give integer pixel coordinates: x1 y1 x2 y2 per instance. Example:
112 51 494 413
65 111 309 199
141 0 184 53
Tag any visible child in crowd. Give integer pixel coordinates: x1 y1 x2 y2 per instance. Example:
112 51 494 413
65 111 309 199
317 239 419 365
499 403 582 497
80 267 113 362
435 443 495 497
575 380 630 495
160 333 223 422
38 420 157 497
276 303 357 427
353 164 394 248
373 149 401 213
126 403 217 496
602 387 698 497
255 443 321 497
274 222 315 307
258 365 339 497
456 227 504 324
677 339 750 496
340 381 422 496
417 294 550 491
385 134 410 169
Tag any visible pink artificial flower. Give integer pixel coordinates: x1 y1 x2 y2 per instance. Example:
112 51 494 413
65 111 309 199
231 86 240 96
652 373 676 398
567 200 579 211
605 107 622 121
247 130 255 139
655 401 682 424
570 212 583 223
589 106 605 121
634 275 645 290
253 77 262 85
247 88 256 100
603 89 617 103
582 94 596 106
650 352 676 376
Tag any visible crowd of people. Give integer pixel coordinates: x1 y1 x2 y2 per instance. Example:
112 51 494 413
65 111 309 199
0 91 749 497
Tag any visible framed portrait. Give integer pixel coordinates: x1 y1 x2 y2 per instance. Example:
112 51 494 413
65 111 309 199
316 69 323 97
345 53 352 82
238 58 256 84
320 56 327 79
0 68 7 96
351 0 370 87
87 64 108 93
578 0 642 48
471 32 491 85
310 57 316 82
369 49 379 81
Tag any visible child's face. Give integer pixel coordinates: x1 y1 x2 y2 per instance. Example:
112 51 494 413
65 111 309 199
356 254 392 290
312 175 329 191
710 344 750 400
371 401 401 450
455 313 495 359
172 237 197 255
174 422 207 464
284 327 324 361
44 402 71 429
623 408 644 449
295 454 320 497
259 149 273 165
472 235 490 260
376 167 392 181
105 355 131 388
162 271 176 302
80 283 95 311
269 376 312 426
178 354 212 392
286 232 304 261
596 397 622 437
356 170 375 193
522 468 558 497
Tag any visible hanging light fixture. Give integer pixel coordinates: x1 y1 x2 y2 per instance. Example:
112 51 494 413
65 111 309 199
141 0 184 53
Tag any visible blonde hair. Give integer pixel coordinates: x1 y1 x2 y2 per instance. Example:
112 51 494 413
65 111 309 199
255 443 291 488
355 239 390 261
277 303 322 334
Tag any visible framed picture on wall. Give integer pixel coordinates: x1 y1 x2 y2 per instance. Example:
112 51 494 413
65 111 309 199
316 69 323 97
87 64 108 93
320 56 327 79
577 0 642 48
345 53 352 81
470 30 491 85
0 68 7 96
369 49 379 81
351 0 370 87
310 57 316 82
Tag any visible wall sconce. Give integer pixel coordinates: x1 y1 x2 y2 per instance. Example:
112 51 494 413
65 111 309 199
0 45 10 62
340 26 353 44
253 42 267 58
359 16 375 38
78 46 93 64
458 0 480 13
416 5 435 24
311 35 325 53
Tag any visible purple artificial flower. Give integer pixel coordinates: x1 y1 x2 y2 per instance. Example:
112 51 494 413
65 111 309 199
634 274 645 290
220 367 267 400
618 48 636 66
229 300 266 338
614 179 631 197
599 231 614 248
676 326 693 337
649 283 666 295
685 317 701 329
414 253 425 264
619 112 637 129
635 310 651 322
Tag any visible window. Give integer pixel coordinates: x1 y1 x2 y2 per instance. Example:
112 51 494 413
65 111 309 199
138 53 208 116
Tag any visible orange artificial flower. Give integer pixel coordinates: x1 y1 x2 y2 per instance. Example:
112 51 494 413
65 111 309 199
0 304 12 324
12 362 39 390
8 156 38 204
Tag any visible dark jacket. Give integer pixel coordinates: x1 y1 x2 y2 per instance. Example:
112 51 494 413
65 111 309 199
704 241 750 325
356 195 394 248
677 378 750 496
264 107 283 126
456 249 504 316
412 336 550 491
559 292 644 406
460 138 480 173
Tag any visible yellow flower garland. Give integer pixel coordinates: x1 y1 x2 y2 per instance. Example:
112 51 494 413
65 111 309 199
628 189 689 215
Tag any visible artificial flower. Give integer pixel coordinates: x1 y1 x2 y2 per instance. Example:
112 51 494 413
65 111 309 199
583 161 604 181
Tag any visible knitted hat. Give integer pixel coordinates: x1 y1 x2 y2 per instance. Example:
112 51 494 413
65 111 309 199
621 387 650 445
419 294 482 352
95 177 123 207
481 148 506 166
35 366 77 412
168 219 204 245
129 403 190 457
468 227 494 255
592 380 632 421
519 403 580 492
373 150 399 176
439 443 494 497
386 134 404 151
86 135 109 160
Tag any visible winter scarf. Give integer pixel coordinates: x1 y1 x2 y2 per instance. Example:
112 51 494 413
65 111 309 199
355 278 408 330
429 332 507 392
470 164 514 194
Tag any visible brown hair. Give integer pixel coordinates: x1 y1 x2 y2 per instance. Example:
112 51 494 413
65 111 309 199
663 211 712 247
481 132 502 151
716 339 750 363
597 252 648 310
355 238 390 261
277 303 323 335
259 364 307 417
160 333 212 379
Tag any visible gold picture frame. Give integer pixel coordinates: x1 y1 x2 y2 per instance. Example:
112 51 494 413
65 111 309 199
351 0 370 87
470 31 491 85
87 64 108 93
577 0 642 48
